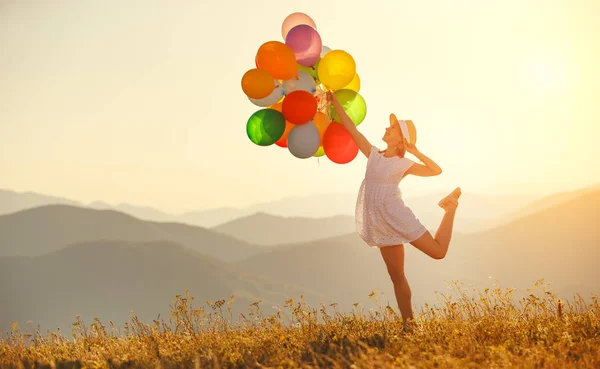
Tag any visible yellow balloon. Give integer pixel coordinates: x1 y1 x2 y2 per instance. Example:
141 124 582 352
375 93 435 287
317 50 356 90
342 73 360 92
313 146 325 157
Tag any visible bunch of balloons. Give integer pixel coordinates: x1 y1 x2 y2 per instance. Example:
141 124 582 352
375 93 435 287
241 12 367 164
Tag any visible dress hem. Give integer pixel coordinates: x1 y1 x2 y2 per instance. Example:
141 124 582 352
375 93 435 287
363 227 428 248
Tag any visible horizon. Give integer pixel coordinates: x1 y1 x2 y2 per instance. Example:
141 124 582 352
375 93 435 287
2 181 598 215
2 1 599 214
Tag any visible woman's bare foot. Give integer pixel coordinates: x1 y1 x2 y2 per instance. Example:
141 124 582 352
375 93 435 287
403 319 417 333
438 187 462 209
441 197 459 212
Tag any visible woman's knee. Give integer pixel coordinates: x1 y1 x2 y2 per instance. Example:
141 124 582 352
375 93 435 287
387 269 407 285
410 236 448 260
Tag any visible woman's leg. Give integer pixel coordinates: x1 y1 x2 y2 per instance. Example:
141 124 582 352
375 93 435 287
380 244 415 329
410 190 461 260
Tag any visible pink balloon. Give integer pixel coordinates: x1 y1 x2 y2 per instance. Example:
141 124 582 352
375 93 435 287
285 25 322 67
281 12 317 40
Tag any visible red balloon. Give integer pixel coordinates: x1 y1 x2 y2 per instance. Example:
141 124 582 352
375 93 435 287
275 121 294 147
282 90 317 124
323 123 359 164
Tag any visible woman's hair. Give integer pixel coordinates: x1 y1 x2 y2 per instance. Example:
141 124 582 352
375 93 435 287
395 145 406 158
378 145 406 158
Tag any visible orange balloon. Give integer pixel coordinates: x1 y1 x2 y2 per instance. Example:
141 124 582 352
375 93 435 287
313 111 331 144
282 90 317 124
241 68 275 99
270 101 283 112
256 41 298 80
275 121 294 148
271 101 292 147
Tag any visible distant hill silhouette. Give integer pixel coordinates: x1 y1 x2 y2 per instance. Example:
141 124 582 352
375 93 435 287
1 188 545 231
89 201 175 223
502 184 600 223
0 189 80 214
1 189 598 334
212 212 355 246
0 240 317 332
236 189 600 309
457 187 600 289
0 205 264 262
211 193 545 246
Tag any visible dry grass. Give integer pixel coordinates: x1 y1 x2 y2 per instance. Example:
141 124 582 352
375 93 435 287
1 280 599 369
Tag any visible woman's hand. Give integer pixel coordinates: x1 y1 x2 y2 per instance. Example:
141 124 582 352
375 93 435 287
403 137 420 155
402 138 443 177
326 91 339 106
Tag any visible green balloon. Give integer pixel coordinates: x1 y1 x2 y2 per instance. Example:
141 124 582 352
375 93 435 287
298 64 318 80
246 109 286 146
313 58 322 82
330 89 367 126
313 146 325 157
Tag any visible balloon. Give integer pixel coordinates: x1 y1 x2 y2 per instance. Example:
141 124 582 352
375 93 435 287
297 64 318 80
323 123 359 164
275 121 294 148
246 109 286 146
269 101 293 147
281 12 316 40
285 24 322 67
270 101 283 112
313 111 330 143
342 73 361 92
249 79 284 107
256 41 298 80
282 90 317 124
317 50 356 90
287 121 321 159
282 70 317 95
241 69 276 99
313 45 332 81
313 146 325 157
330 89 367 126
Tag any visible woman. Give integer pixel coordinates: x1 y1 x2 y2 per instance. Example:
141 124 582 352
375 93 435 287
328 92 462 330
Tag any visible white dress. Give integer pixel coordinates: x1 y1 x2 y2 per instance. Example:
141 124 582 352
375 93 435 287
355 145 428 248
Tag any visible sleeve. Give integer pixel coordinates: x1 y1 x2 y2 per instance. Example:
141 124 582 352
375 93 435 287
402 157 415 169
397 157 415 176
369 145 379 157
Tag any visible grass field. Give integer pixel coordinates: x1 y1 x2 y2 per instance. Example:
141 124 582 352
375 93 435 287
2 280 599 369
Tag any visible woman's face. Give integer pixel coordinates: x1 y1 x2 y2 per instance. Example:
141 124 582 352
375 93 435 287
383 114 404 148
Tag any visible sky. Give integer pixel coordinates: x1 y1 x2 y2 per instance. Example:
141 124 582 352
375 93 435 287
1 0 599 213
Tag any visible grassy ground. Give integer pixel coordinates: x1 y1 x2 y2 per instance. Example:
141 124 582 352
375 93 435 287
2 280 599 368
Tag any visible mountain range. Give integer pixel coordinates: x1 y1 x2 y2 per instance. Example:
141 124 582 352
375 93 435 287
0 188 543 231
0 205 263 262
1 185 598 332
0 240 316 332
235 188 600 309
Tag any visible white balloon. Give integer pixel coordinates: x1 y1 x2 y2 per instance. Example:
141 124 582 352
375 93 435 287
287 121 321 159
320 45 332 58
248 79 284 107
282 70 317 95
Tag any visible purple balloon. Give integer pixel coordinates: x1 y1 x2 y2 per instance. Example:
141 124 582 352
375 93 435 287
285 24 322 67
